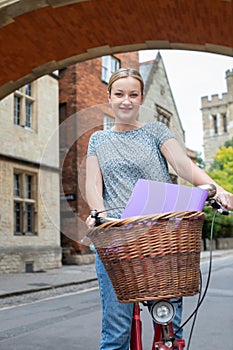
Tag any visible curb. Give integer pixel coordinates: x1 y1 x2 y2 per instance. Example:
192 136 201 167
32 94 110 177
0 277 98 299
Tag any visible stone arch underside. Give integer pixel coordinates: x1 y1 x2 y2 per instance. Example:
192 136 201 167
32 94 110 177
0 0 232 99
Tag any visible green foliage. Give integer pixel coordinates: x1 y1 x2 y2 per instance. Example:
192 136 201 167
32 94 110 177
203 139 233 238
208 146 233 193
223 137 233 148
196 151 205 169
202 207 233 239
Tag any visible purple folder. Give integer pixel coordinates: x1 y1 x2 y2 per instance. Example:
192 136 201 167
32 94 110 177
121 179 208 219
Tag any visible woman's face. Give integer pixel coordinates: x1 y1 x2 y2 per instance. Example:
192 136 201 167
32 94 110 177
108 76 143 124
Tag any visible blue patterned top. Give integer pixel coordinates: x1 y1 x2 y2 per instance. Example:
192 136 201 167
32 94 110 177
87 121 175 218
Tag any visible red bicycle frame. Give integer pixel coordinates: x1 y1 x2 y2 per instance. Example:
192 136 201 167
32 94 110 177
130 303 142 350
130 302 185 350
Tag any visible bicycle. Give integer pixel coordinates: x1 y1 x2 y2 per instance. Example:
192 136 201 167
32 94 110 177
86 184 232 350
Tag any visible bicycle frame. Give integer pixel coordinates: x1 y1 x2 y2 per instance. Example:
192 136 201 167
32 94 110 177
130 301 185 350
130 303 142 350
152 322 185 350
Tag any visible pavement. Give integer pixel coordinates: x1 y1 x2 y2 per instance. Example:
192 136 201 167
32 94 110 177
0 263 97 298
0 249 233 298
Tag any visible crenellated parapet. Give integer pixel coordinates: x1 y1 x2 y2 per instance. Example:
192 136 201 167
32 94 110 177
226 68 233 78
201 69 233 108
201 93 228 108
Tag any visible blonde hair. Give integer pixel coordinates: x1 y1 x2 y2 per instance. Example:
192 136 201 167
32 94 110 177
108 67 144 96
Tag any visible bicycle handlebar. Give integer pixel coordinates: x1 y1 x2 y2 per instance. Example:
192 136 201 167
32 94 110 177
90 184 232 227
199 184 232 215
90 209 119 226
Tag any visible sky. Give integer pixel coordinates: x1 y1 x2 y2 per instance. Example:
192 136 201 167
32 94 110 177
139 49 233 156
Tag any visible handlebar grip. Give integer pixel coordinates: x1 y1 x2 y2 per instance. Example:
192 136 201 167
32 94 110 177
209 199 230 216
209 198 221 210
90 209 118 226
90 209 98 219
95 216 118 226
95 217 107 226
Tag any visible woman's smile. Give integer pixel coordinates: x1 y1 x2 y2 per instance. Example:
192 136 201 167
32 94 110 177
120 106 133 112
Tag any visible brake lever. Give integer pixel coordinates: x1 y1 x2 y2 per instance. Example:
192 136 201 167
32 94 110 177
209 198 230 216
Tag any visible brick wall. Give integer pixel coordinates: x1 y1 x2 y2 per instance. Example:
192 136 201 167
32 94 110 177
59 52 139 254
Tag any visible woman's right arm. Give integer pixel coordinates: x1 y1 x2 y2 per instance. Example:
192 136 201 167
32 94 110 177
85 155 106 227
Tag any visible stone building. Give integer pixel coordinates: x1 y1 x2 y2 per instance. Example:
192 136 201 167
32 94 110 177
201 69 233 169
140 52 186 184
0 75 62 273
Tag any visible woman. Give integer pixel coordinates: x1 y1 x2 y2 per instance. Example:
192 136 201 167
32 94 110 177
86 67 233 350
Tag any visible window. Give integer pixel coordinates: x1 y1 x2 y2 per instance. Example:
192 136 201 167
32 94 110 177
14 173 20 197
13 171 37 236
25 100 33 127
25 175 32 199
25 83 31 96
14 83 35 129
212 114 218 134
14 95 21 125
222 114 227 133
155 104 172 128
102 55 120 83
103 115 115 130
14 202 22 234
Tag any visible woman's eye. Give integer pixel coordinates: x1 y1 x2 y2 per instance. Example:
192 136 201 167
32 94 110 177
115 93 123 97
130 93 138 98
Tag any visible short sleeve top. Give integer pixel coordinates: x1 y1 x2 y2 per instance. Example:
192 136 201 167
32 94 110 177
87 121 175 218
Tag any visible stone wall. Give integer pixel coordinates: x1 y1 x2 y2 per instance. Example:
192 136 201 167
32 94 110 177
0 75 62 273
0 246 61 274
202 237 233 251
201 69 233 169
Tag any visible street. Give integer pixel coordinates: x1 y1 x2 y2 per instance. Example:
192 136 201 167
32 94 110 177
0 255 232 349
0 282 101 350
183 255 233 348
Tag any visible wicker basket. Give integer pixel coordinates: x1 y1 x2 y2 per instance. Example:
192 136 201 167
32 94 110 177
88 211 206 303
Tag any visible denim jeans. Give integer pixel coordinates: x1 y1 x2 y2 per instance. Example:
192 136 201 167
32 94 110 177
95 254 183 350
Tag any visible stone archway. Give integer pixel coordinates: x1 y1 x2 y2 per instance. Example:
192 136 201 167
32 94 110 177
0 0 232 99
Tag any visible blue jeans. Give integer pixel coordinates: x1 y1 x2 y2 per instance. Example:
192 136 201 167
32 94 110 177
95 254 183 350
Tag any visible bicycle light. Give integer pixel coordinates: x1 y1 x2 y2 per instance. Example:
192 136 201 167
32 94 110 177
150 300 175 325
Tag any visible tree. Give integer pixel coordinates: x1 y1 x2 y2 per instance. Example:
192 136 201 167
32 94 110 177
208 145 233 193
196 151 205 169
202 141 233 245
223 137 233 148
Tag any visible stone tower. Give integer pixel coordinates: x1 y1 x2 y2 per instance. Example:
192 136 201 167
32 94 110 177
201 69 233 169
